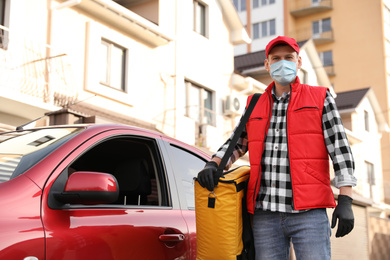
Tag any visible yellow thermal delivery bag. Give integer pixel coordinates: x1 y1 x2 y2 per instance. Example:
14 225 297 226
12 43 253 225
194 165 250 260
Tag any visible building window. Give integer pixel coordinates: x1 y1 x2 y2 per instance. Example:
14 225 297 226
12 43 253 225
312 18 331 35
253 23 259 39
254 0 275 8
262 0 275 6
233 0 246 12
365 161 375 185
0 0 10 49
312 0 324 5
319 51 333 66
0 0 5 26
364 110 370 132
85 22 131 104
253 19 276 39
185 81 215 126
100 39 126 92
194 0 208 37
365 161 375 199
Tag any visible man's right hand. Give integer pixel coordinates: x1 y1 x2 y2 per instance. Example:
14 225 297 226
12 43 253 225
197 161 220 191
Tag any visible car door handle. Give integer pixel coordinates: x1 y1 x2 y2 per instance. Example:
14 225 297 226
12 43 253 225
158 234 185 242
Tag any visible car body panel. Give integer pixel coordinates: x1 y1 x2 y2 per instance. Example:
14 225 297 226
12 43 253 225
43 208 190 260
0 175 45 259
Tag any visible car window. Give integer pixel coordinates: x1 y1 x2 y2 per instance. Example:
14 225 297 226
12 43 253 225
50 136 169 208
168 144 207 209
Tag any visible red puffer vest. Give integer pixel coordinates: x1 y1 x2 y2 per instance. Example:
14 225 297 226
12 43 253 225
245 78 336 214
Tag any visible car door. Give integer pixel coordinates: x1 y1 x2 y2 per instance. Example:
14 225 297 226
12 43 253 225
160 137 211 260
42 129 191 260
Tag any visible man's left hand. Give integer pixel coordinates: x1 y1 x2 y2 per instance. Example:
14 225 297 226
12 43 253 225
331 195 354 237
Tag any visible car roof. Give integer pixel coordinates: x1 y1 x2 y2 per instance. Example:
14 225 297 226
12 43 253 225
18 123 211 159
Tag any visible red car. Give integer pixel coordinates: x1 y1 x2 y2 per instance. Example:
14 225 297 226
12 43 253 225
0 124 210 260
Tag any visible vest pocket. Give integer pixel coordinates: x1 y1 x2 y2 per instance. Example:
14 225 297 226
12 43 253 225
290 106 321 133
294 106 319 111
303 161 330 185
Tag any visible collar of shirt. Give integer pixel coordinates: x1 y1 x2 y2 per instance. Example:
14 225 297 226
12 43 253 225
272 86 291 101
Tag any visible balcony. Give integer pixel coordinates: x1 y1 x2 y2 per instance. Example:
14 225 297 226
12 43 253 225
324 65 335 77
291 27 334 45
312 29 334 44
290 0 332 17
0 25 78 109
55 0 172 48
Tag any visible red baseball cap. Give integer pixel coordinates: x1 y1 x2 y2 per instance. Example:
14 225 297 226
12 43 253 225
265 36 300 57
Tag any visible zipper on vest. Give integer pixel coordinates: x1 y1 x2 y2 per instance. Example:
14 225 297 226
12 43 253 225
252 91 272 212
286 90 295 210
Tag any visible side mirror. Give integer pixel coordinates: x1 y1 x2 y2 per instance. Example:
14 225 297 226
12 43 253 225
54 171 119 205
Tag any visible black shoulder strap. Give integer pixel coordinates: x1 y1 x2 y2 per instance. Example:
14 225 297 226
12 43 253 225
217 93 261 174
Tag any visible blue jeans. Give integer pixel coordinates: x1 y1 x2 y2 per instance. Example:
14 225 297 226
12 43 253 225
253 208 331 260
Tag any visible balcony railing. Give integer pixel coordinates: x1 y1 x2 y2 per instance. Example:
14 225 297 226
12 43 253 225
0 25 78 107
312 29 334 44
323 65 335 77
290 0 333 17
291 27 334 45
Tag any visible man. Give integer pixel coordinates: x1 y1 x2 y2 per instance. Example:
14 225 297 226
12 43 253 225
197 36 357 260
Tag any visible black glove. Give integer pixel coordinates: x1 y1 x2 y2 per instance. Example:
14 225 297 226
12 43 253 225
331 195 354 238
197 161 221 191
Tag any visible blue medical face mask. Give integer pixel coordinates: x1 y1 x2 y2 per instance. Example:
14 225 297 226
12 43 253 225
269 60 297 86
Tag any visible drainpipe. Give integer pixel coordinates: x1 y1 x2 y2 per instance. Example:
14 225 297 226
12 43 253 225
53 0 82 10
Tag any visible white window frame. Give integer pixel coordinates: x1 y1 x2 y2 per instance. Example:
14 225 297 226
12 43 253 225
261 0 275 6
185 81 215 126
365 161 375 185
100 38 126 92
364 110 370 132
193 0 209 38
319 50 333 67
85 22 131 105
233 0 246 12
252 19 276 39
312 18 331 36
365 161 375 199
0 0 10 49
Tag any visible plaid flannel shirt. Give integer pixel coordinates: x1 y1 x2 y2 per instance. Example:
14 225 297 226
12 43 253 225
213 89 357 213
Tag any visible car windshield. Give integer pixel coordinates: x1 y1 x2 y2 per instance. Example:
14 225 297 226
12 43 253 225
0 127 84 183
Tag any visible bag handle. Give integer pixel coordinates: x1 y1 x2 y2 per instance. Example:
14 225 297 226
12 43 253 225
217 93 262 174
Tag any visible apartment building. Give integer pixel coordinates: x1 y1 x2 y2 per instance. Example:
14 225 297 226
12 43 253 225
233 0 283 55
0 0 255 153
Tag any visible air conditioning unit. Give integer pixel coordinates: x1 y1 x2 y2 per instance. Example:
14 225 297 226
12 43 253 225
224 94 246 116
